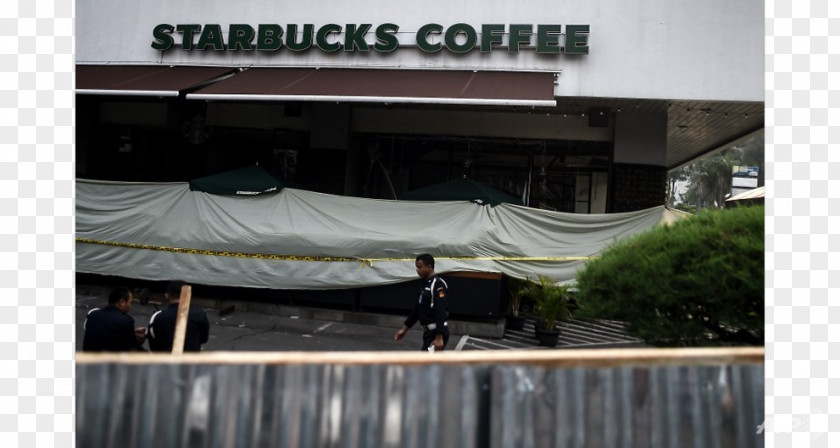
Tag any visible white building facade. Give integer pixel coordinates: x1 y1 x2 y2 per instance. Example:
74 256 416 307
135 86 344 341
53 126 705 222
76 0 764 213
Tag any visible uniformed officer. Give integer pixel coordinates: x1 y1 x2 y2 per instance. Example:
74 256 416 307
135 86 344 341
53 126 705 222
394 253 450 352
147 280 210 352
82 287 147 352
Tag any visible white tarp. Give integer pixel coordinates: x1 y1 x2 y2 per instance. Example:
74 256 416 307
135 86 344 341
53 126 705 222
76 179 687 290
726 185 765 202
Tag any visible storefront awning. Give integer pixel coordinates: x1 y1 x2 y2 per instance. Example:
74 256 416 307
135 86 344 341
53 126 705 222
186 68 557 107
76 65 237 97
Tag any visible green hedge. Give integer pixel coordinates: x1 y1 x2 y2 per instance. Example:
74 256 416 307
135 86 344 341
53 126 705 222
574 206 764 346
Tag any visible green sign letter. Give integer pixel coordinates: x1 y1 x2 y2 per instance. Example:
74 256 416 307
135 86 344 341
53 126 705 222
480 24 505 53
151 24 175 51
444 23 477 53
374 23 399 52
345 24 372 52
508 24 532 53
197 24 225 51
286 24 314 51
564 25 589 54
316 24 342 52
176 24 202 50
257 24 283 51
228 24 255 51
536 25 562 54
416 23 443 52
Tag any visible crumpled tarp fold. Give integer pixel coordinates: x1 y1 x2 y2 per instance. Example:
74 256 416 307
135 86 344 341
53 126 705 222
76 179 686 290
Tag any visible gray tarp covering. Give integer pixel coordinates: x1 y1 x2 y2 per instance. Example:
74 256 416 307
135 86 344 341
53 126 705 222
76 179 687 290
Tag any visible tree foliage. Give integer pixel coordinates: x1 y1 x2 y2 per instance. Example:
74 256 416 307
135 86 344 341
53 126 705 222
668 132 764 212
574 206 764 347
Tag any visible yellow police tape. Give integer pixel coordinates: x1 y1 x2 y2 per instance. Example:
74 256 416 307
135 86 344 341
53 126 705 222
75 237 595 267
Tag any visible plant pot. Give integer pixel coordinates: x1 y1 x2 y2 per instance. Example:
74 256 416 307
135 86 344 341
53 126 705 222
506 315 526 331
535 327 561 347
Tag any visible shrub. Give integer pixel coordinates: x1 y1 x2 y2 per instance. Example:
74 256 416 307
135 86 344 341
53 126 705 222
574 206 764 346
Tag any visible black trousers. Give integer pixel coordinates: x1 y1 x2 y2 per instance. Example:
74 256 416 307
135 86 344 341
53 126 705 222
421 328 450 351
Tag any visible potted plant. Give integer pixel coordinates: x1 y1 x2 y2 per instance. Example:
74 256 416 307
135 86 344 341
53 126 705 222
505 277 533 331
533 276 572 347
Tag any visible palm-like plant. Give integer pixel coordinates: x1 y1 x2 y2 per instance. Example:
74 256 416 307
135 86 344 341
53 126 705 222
534 276 572 331
507 277 535 317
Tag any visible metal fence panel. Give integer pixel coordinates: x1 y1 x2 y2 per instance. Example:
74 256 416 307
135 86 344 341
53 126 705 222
76 357 762 448
76 363 489 448
488 364 764 448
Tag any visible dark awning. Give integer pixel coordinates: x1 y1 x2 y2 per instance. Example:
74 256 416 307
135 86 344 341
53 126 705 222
76 65 237 97
186 68 556 107
400 177 523 206
189 165 300 196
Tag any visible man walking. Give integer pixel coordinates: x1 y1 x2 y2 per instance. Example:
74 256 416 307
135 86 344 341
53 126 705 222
394 253 450 352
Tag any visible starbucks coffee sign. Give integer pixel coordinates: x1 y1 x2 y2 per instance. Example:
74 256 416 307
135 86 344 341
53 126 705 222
151 23 589 54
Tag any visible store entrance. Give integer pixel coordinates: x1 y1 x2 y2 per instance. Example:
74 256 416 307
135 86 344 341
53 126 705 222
355 134 612 213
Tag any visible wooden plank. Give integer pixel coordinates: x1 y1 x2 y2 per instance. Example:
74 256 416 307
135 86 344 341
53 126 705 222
77 346 764 367
170 285 192 355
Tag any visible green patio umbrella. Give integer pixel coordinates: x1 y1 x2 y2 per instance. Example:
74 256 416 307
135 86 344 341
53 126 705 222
399 177 523 206
189 165 298 196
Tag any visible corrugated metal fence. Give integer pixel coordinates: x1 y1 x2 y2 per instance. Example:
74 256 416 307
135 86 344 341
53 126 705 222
76 349 764 448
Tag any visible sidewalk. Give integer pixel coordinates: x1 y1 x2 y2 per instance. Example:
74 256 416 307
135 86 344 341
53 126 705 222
76 284 641 352
75 284 504 352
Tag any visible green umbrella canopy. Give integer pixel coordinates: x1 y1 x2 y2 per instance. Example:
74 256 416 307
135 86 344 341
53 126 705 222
399 178 523 206
189 165 298 196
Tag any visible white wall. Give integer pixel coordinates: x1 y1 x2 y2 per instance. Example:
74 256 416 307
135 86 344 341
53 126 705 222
76 0 764 102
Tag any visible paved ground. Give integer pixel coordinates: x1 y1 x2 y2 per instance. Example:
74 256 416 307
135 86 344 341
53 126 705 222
76 284 428 352
76 284 643 353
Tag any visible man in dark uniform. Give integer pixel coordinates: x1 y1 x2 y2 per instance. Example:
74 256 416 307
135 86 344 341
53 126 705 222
82 287 147 352
394 253 450 352
147 280 210 352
